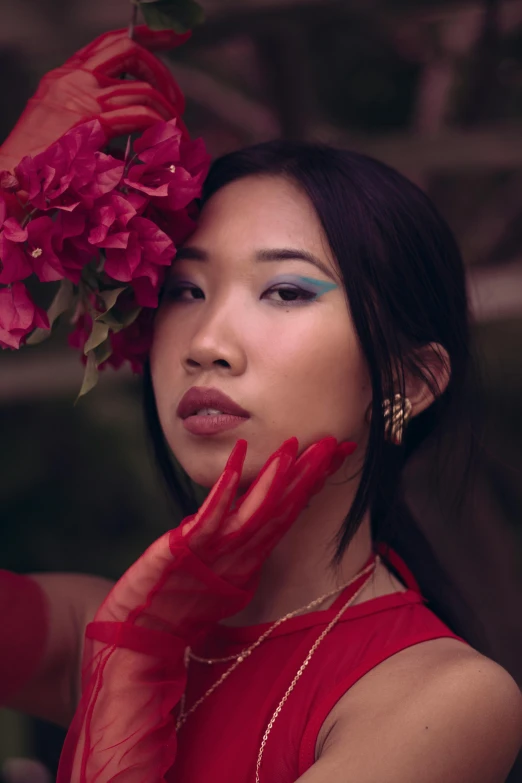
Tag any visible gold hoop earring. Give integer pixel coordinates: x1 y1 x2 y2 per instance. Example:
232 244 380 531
383 394 412 445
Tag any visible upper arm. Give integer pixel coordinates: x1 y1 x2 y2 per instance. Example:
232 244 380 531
5 572 113 728
297 656 522 783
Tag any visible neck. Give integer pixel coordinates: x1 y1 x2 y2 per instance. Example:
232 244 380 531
220 469 374 627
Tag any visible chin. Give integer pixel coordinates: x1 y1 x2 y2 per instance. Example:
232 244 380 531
182 465 221 489
176 448 262 494
175 450 231 489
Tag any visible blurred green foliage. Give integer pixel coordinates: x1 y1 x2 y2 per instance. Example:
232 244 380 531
0 379 178 579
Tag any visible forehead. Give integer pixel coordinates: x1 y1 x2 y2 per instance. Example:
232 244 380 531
192 175 333 263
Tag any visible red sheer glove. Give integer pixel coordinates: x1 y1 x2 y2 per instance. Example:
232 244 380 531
0 571 48 705
0 26 190 174
57 436 356 782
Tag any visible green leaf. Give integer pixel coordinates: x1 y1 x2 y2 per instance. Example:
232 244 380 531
26 280 75 346
97 287 127 314
84 321 110 354
25 328 51 347
76 339 114 402
139 0 204 34
76 353 99 401
117 305 142 328
80 261 101 290
96 305 142 332
93 340 113 366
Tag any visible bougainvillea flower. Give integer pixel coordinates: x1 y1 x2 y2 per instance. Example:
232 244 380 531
54 209 98 283
130 274 165 309
98 215 175 307
14 121 123 211
0 216 32 284
109 307 155 373
124 118 210 212
14 121 105 207
87 192 138 245
68 300 153 375
0 171 19 193
0 117 209 388
26 216 66 282
76 152 125 205
132 118 184 164
151 202 199 246
0 281 49 349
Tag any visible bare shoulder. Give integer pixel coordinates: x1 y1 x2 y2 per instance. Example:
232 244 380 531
313 639 522 783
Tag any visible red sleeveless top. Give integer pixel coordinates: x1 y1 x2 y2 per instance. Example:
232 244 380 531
169 548 467 782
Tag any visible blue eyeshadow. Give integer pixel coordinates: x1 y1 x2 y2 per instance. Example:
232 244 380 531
294 276 338 296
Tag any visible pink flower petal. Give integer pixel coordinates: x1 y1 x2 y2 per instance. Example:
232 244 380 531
2 217 28 243
26 216 66 283
0 282 49 349
0 231 32 284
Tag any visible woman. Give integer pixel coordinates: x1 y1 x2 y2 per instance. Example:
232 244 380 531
54 142 522 781
1 29 522 783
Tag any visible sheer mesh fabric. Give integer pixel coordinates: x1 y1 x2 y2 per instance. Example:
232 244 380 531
58 541 253 782
0 27 189 172
0 570 48 704
57 437 355 782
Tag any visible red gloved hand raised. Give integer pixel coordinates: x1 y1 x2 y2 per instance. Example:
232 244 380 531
0 26 190 174
57 436 356 783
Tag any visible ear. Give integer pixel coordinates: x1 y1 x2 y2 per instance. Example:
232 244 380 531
404 342 451 418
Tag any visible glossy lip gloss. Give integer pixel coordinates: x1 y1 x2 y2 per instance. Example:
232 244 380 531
178 387 251 437
183 413 249 436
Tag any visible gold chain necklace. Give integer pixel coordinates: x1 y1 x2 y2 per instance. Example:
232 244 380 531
176 555 379 780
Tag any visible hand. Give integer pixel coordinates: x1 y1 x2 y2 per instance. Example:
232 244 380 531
0 26 190 173
57 436 356 783
91 435 356 642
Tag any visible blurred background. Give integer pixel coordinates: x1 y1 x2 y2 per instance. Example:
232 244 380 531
1 0 522 779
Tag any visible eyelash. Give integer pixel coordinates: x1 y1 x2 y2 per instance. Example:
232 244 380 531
163 283 318 306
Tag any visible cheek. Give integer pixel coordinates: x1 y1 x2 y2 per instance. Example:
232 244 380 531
149 309 182 416
259 312 370 443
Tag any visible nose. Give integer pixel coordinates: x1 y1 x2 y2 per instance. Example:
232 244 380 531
181 299 247 376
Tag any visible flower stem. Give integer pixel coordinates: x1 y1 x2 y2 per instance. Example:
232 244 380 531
21 208 38 228
128 3 139 40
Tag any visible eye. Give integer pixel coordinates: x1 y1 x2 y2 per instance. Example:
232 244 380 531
262 284 317 306
162 283 205 302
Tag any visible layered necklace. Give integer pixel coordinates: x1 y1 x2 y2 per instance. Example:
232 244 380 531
177 554 379 782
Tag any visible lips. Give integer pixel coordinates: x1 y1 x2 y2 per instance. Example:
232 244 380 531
177 387 251 420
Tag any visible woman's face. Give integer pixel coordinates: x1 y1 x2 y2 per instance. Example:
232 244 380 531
151 175 371 488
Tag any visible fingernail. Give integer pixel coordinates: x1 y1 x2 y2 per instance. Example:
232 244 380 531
338 441 358 457
327 441 357 476
255 438 298 482
280 437 299 457
304 441 337 492
273 437 299 474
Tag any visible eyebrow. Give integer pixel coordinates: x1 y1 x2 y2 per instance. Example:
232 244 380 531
175 246 337 281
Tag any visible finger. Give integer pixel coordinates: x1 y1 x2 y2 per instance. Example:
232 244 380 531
88 41 185 110
324 440 357 478
189 440 248 538
242 439 339 555
226 438 299 533
98 106 169 138
64 30 133 68
282 437 337 495
98 82 179 121
132 26 192 52
281 437 338 504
